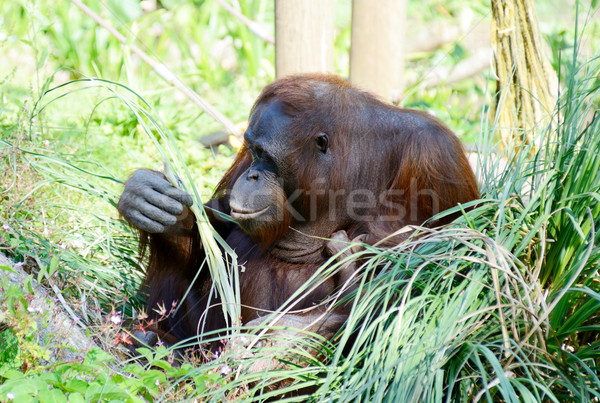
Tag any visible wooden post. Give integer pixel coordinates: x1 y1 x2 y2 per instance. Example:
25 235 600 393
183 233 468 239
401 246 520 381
350 0 407 102
275 0 335 78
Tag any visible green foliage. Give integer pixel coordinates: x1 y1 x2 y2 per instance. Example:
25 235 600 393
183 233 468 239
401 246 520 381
106 0 143 23
0 279 220 402
172 28 600 402
317 39 600 401
1 0 600 401
0 345 217 402
0 266 51 373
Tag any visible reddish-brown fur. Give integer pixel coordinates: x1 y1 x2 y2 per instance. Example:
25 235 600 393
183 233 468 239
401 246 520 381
134 74 479 345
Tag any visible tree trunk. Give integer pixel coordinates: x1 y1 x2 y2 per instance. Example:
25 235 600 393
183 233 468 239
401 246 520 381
491 0 558 149
350 0 407 103
274 0 335 78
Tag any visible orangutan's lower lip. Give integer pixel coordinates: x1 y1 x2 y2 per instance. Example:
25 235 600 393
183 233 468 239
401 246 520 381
230 206 269 220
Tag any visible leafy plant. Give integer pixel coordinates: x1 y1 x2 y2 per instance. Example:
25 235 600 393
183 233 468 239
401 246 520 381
0 343 222 402
1 0 600 402
0 264 52 374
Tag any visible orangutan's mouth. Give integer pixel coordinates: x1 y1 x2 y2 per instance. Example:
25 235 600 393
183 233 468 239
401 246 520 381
230 206 270 221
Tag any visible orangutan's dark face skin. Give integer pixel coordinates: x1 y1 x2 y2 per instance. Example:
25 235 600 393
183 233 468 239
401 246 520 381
229 101 294 237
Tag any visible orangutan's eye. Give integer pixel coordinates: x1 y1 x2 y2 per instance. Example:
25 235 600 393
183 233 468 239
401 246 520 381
316 133 329 153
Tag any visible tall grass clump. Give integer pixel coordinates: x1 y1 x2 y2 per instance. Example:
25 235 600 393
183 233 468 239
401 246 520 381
182 46 600 402
1 73 241 334
311 45 600 401
54 76 241 329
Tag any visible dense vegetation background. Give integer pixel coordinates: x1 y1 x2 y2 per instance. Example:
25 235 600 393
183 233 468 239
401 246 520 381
1 0 599 401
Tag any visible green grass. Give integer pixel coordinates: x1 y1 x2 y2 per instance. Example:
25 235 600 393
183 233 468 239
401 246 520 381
1 0 600 402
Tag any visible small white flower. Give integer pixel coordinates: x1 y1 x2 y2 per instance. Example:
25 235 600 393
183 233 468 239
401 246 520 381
561 343 575 353
110 314 122 325
6 392 15 399
221 365 232 375
43 140 50 147
155 379 160 386
2 223 10 231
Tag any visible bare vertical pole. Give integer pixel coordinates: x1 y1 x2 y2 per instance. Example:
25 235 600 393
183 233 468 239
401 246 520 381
275 0 335 78
350 0 407 102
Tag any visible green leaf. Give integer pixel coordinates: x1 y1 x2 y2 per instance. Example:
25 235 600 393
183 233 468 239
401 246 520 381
37 372 61 387
134 347 153 359
84 382 130 401
122 363 144 376
38 387 68 403
0 265 17 274
37 265 47 284
0 378 39 398
159 0 187 9
48 254 60 277
65 392 85 403
23 274 34 294
106 0 142 23
38 255 59 284
63 379 89 394
111 373 125 383
0 328 20 369
0 368 25 380
83 347 115 368
148 359 173 372
141 369 166 395
37 46 48 69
